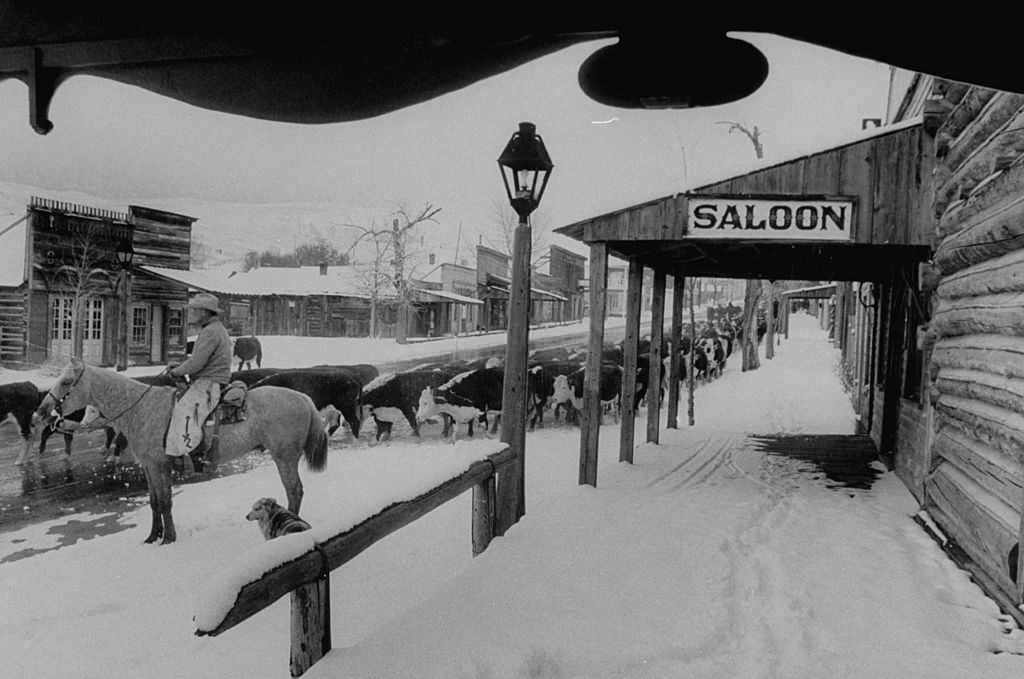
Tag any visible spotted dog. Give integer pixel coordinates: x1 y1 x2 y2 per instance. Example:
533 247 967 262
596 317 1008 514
245 497 312 540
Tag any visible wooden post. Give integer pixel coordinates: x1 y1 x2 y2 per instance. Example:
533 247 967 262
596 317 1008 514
619 259 643 463
688 277 696 426
646 270 666 444
667 275 685 428
579 243 608 487
289 575 331 677
764 280 775 360
498 215 532 527
472 474 495 556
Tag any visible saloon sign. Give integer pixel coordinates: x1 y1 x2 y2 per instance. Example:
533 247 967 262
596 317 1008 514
686 196 854 242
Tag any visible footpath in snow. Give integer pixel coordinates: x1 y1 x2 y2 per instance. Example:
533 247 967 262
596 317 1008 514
1 313 1024 679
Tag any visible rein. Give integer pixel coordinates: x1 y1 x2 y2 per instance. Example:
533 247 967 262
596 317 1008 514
49 365 173 434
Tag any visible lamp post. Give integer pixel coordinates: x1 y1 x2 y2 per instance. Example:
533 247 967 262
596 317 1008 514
115 238 134 371
496 121 553 529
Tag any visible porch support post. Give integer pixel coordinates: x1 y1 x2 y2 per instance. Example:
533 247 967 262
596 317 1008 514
579 242 608 487
646 269 666 444
667 274 685 428
619 258 643 464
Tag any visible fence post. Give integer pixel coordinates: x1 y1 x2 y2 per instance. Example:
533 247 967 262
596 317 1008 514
472 474 496 556
289 569 331 677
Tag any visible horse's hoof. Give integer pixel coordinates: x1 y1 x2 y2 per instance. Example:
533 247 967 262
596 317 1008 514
144 535 160 544
160 537 176 545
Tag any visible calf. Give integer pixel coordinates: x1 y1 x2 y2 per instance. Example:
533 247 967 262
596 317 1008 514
249 370 363 439
416 367 504 438
233 336 263 370
552 364 623 426
2 381 41 464
360 368 462 441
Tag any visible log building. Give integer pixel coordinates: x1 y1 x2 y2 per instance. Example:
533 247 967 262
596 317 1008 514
0 197 195 368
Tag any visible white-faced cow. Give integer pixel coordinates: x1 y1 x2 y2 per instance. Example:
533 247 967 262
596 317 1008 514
416 367 504 438
527 360 586 430
360 368 463 441
551 363 624 426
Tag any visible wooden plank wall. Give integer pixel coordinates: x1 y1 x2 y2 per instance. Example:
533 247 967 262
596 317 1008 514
925 84 1024 606
0 287 27 362
694 126 929 246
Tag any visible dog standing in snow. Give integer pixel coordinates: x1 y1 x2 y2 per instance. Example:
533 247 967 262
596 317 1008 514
246 497 312 540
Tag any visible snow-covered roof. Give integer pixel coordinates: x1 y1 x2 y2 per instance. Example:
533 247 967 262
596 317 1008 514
413 288 483 305
141 264 398 299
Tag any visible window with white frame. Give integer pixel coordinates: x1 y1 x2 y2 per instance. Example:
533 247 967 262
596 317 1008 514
167 307 183 346
87 298 103 340
51 296 73 341
131 305 149 346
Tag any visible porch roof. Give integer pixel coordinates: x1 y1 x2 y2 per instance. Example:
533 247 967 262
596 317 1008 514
412 288 483 305
553 117 930 282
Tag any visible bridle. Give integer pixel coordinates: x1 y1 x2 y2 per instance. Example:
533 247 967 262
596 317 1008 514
45 363 170 434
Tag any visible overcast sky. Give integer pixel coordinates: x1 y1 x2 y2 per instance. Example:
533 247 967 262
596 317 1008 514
0 33 895 253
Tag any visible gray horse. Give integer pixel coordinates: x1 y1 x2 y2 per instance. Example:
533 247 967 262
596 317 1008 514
36 357 328 545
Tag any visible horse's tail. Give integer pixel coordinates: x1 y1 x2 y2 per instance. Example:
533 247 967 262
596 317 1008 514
255 340 262 367
303 398 328 473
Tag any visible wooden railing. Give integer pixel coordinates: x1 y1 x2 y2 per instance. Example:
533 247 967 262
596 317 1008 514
195 445 518 677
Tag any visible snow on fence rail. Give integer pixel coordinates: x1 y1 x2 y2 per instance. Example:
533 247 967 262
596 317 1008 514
194 443 517 677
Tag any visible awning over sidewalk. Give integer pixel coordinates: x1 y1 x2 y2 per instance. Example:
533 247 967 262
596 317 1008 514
412 288 483 305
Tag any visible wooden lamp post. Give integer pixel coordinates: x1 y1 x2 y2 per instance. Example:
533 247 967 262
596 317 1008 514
496 121 553 529
115 238 134 371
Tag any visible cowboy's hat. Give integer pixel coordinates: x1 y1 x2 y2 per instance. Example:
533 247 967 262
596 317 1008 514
186 293 223 315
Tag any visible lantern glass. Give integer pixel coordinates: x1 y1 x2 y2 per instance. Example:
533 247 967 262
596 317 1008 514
115 240 135 268
497 121 554 218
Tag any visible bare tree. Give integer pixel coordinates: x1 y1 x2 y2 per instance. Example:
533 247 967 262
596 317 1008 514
55 231 117 360
485 197 551 272
343 202 441 342
740 279 762 372
716 121 764 159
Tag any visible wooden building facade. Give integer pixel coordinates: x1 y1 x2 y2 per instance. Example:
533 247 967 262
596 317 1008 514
0 197 194 368
888 77 1024 618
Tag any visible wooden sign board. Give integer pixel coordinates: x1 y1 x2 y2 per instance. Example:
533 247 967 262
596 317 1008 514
686 195 855 242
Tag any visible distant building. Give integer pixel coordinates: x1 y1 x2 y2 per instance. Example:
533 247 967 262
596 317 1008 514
0 196 195 368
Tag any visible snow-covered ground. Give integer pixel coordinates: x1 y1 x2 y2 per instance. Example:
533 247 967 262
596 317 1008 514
2 313 1024 679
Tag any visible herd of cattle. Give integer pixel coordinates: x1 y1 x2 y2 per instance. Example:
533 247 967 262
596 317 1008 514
1 306 767 466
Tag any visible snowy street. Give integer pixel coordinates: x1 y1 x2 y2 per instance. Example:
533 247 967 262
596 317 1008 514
2 312 1024 678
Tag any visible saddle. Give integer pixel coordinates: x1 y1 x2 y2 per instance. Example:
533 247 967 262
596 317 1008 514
190 380 249 474
213 380 249 424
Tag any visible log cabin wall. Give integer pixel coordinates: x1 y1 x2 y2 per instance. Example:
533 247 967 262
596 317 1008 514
917 81 1024 608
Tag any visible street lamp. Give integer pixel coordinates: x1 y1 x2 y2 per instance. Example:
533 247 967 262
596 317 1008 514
496 121 553 529
498 122 553 219
115 238 134 371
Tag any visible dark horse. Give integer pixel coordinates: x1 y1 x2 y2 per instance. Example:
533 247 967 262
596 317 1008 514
37 358 328 545
233 336 263 370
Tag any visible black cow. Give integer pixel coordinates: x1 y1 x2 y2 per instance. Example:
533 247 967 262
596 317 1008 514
231 367 288 386
416 367 504 438
249 370 362 438
551 364 623 426
309 364 379 387
528 346 571 363
233 336 263 370
359 368 462 441
527 360 586 430
2 381 42 464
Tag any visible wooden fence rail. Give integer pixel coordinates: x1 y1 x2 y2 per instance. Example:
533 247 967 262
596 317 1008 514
196 445 517 677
